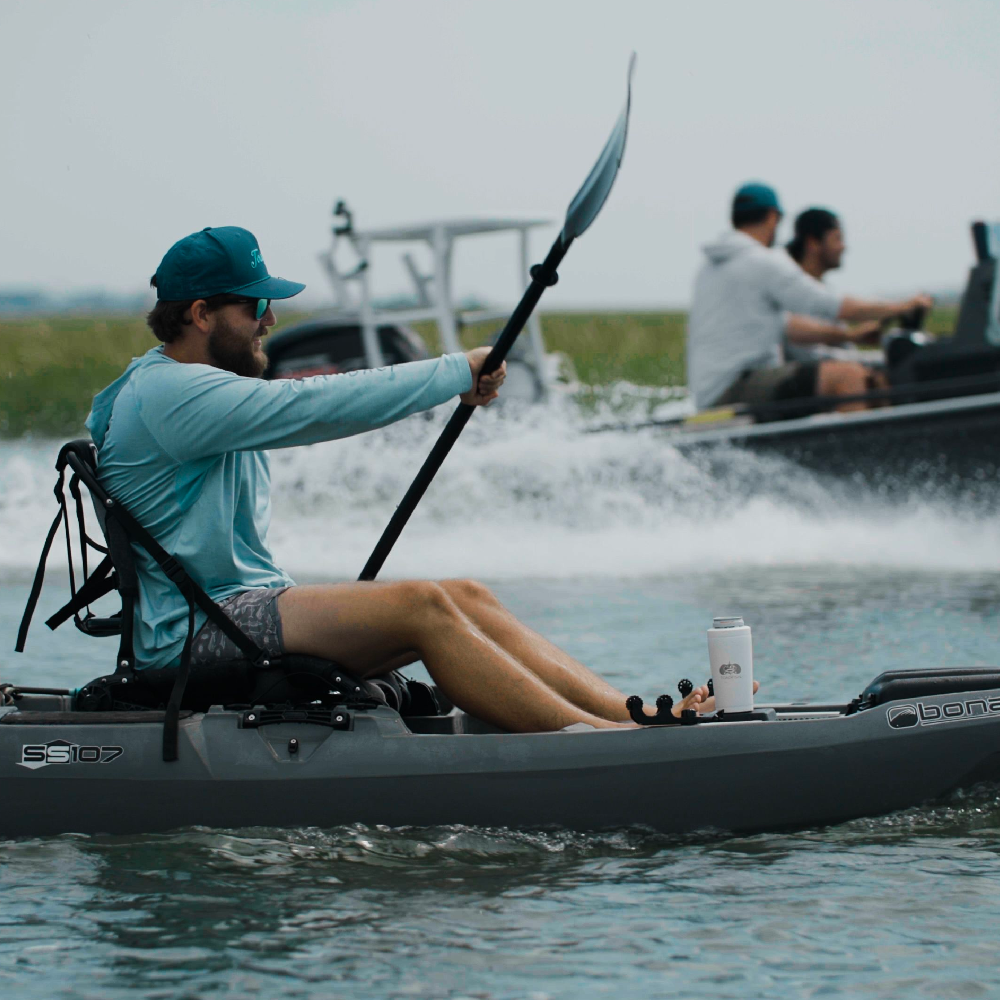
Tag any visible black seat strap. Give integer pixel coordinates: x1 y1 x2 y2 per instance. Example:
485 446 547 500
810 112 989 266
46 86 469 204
17 463 116 651
45 554 116 631
14 506 65 653
103 499 267 665
15 464 72 653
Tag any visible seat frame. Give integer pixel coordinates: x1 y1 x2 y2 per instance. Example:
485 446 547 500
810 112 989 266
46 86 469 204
15 440 436 760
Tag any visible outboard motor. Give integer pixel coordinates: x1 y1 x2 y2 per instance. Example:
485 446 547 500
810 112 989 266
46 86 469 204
264 316 431 379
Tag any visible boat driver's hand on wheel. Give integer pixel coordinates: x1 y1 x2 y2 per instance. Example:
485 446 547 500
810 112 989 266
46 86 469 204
906 293 934 313
462 347 507 407
846 320 883 346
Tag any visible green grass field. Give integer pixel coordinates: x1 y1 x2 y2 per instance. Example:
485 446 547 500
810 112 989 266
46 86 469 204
0 307 959 437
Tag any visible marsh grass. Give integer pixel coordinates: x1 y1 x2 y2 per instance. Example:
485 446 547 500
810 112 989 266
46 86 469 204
1 307 960 437
0 312 306 437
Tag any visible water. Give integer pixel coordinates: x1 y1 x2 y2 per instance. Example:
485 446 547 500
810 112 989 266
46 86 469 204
3 402 1000 998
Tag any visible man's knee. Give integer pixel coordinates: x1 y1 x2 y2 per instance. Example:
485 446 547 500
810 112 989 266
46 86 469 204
442 578 495 605
818 360 867 395
396 580 461 629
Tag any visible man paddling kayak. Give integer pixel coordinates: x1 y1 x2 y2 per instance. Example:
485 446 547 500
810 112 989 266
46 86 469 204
87 227 720 732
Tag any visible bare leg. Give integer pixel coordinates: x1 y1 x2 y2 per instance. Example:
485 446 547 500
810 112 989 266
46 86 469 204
437 580 708 720
277 581 631 733
817 360 875 411
436 579 633 719
866 368 890 407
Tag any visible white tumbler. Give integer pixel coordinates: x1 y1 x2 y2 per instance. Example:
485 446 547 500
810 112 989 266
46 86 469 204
707 616 754 713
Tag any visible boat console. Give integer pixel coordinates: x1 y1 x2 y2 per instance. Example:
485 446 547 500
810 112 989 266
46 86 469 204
885 221 1000 399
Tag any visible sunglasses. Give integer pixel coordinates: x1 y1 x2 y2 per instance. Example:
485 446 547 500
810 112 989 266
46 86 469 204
215 295 272 320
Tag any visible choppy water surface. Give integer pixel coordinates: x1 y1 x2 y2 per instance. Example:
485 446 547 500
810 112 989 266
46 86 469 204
3 408 1000 998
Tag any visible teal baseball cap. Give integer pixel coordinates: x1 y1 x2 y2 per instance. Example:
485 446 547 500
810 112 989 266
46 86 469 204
732 182 783 215
152 226 305 302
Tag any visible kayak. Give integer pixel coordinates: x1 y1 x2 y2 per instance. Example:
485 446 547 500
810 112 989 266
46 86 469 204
3 666 1000 837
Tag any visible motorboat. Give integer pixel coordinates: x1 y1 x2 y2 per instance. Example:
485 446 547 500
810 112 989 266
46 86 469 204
596 222 1000 487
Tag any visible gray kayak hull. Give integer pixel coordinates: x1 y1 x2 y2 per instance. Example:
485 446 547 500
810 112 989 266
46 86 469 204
3 687 1000 838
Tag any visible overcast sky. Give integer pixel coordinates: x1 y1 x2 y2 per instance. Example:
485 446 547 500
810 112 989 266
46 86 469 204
1 0 997 309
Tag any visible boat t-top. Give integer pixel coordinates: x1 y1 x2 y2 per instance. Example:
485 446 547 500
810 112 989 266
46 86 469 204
265 204 555 402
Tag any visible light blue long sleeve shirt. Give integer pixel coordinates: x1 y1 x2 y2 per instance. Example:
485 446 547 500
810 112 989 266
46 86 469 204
85 346 472 669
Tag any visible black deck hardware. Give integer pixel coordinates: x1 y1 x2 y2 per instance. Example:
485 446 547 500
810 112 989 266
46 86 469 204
625 695 771 727
240 708 352 730
709 710 772 723
626 695 681 726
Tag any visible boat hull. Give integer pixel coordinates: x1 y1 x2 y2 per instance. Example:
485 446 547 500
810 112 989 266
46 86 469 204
3 687 1000 838
674 392 1000 492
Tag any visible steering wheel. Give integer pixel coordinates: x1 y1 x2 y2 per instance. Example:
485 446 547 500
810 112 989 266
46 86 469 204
896 304 927 332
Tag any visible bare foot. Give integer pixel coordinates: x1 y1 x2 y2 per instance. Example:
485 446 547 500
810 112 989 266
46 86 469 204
671 683 711 717
693 680 761 715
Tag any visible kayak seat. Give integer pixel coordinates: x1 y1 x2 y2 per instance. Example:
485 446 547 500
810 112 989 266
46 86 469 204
17 440 446 760
73 657 443 715
74 655 385 714
857 667 1000 710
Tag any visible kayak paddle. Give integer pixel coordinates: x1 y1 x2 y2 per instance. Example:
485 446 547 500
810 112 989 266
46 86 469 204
360 53 636 581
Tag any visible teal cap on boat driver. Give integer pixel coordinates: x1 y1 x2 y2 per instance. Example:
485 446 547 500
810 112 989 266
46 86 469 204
152 226 306 302
732 182 783 216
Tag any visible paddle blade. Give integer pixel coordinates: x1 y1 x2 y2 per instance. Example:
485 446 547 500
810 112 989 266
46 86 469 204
561 52 635 243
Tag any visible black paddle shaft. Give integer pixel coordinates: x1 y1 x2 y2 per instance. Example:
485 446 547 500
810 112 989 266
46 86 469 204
358 235 571 581
358 53 634 581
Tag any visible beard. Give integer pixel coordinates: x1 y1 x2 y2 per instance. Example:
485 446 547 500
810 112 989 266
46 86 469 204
208 313 269 378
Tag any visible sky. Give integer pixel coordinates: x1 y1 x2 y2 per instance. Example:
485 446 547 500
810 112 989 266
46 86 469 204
1 0 997 309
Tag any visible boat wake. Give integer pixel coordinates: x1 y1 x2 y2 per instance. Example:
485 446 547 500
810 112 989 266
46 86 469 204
3 389 1000 580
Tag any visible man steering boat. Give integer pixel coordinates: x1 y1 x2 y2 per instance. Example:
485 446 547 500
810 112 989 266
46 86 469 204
686 183 933 414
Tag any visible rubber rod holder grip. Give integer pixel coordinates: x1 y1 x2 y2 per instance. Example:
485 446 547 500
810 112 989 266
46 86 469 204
625 694 681 727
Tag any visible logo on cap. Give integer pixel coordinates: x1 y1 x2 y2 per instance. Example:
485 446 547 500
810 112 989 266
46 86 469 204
251 248 263 269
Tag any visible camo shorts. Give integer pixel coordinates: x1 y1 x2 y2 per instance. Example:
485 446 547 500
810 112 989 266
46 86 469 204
190 587 289 665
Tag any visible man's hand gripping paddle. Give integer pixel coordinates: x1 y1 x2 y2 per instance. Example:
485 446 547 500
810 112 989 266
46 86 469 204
359 54 636 581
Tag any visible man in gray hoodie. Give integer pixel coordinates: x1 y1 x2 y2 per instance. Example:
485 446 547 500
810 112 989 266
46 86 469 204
687 183 932 412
